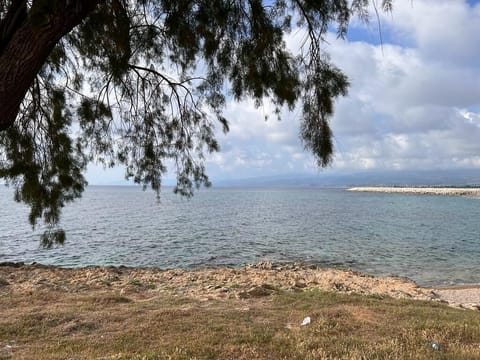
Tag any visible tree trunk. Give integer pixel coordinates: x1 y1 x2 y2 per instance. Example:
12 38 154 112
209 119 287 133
0 0 101 131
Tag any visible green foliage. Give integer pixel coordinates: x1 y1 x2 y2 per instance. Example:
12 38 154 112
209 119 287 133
0 0 392 244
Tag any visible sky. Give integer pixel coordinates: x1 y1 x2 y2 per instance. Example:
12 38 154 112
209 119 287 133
87 0 480 185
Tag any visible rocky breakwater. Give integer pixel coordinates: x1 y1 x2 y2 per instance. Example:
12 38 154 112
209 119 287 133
347 187 480 196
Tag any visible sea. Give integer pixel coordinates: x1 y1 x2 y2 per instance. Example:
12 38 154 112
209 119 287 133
1 186 479 287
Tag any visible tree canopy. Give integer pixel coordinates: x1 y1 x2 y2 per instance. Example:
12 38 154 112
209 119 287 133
0 0 392 246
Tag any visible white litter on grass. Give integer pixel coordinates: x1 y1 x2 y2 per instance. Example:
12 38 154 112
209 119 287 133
300 316 311 326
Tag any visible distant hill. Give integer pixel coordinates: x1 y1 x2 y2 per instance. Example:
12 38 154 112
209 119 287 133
212 169 480 188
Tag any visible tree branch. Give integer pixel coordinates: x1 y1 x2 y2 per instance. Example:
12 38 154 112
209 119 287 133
0 0 101 131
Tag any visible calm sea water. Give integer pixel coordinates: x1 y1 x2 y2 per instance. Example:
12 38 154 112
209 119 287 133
1 186 479 287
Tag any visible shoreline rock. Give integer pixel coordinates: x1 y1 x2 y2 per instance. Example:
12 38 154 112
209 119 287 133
1 261 478 310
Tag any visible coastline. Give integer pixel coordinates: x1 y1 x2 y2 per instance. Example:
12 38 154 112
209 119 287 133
3 262 480 359
1 262 479 311
347 186 480 196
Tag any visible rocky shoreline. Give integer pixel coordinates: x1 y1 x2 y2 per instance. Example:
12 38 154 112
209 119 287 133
1 262 479 310
347 187 480 196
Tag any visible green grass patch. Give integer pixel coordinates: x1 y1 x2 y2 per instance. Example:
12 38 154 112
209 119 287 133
1 289 479 359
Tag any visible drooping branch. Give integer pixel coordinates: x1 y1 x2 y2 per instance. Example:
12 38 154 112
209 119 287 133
0 0 101 131
0 0 393 246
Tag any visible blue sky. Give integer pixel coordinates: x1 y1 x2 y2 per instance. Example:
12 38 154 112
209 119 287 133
87 0 480 185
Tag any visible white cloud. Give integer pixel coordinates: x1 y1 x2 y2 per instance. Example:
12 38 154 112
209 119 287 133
385 0 480 68
319 0 480 172
87 0 480 183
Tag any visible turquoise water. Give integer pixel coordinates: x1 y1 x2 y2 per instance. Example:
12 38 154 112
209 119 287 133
1 186 479 287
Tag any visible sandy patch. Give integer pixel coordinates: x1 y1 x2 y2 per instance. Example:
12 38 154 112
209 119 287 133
431 285 480 310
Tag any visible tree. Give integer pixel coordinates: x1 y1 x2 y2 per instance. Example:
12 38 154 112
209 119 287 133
0 0 392 246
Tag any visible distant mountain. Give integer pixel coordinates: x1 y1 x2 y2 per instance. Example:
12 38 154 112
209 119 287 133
212 169 480 188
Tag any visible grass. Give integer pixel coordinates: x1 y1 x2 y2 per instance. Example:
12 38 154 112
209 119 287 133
1 289 480 359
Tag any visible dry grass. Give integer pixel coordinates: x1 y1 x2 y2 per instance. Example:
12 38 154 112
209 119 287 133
1 287 480 359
